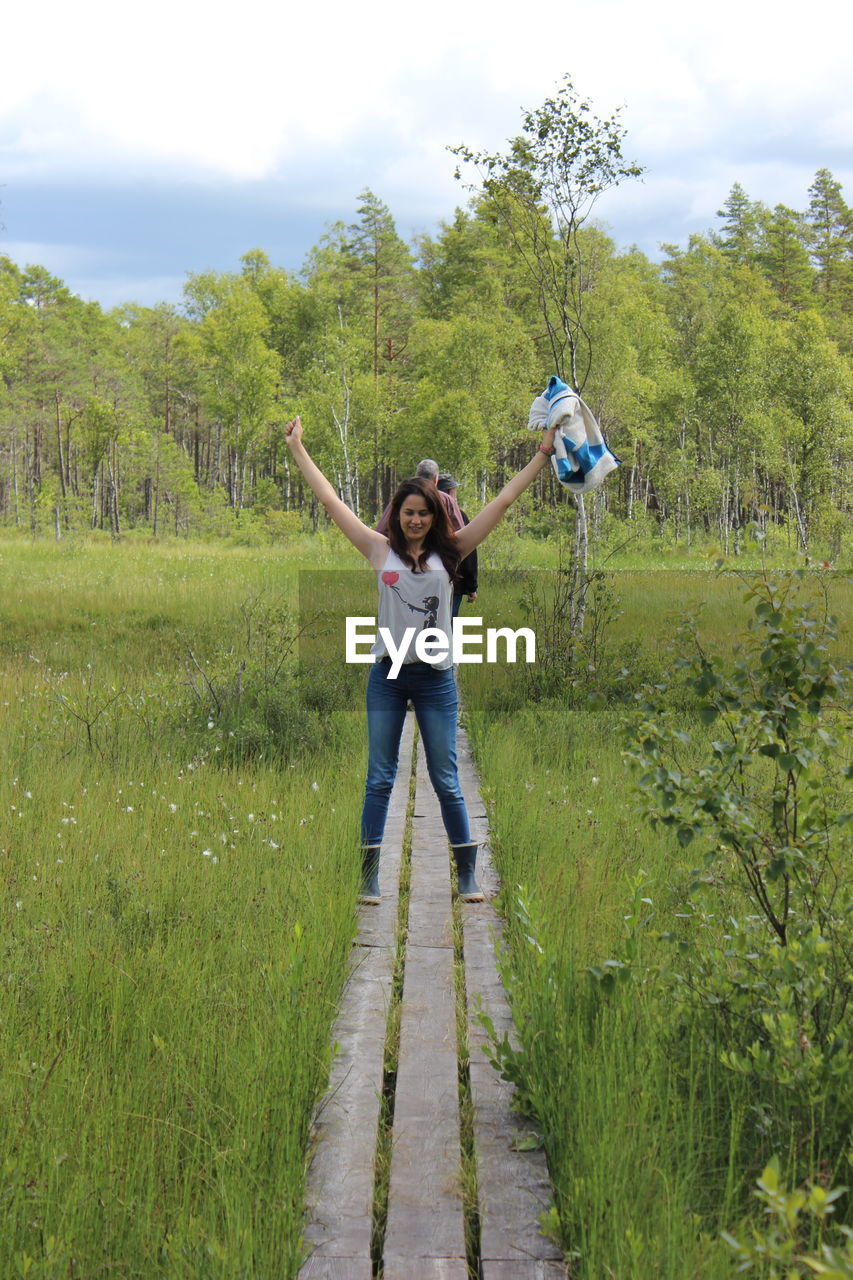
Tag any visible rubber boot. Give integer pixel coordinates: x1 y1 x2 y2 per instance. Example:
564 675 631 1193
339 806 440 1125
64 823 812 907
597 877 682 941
451 843 484 902
359 845 381 905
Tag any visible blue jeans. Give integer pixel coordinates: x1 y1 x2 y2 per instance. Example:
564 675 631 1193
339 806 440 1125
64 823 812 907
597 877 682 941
361 660 471 847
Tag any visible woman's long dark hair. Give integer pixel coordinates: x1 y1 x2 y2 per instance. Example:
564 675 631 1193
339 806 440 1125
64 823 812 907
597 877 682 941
387 477 460 581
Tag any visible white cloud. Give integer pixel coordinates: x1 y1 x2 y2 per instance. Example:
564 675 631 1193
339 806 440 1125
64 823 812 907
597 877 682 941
3 0 849 185
2 0 850 306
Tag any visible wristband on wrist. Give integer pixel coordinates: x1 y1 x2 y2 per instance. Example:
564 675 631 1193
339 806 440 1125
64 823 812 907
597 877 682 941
539 443 555 456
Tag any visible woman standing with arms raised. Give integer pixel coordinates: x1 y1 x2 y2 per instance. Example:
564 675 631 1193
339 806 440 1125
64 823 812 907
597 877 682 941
284 415 557 904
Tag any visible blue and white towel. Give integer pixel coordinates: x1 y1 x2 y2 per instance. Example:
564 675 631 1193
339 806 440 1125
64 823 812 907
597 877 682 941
528 376 620 494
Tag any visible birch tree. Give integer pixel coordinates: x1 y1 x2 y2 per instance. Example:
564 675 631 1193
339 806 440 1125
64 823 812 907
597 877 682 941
451 74 644 631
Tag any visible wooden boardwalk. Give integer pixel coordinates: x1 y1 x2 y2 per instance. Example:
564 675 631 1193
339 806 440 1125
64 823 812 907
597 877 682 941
299 713 565 1280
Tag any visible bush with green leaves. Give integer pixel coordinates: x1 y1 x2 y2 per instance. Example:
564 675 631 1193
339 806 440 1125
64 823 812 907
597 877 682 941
625 566 851 1173
178 594 362 762
723 1157 852 1277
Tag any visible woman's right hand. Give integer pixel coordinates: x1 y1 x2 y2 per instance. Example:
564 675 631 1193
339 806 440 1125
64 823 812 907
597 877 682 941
284 416 303 448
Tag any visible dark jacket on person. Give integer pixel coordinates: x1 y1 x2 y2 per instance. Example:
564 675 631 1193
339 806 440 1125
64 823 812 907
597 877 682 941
455 509 478 598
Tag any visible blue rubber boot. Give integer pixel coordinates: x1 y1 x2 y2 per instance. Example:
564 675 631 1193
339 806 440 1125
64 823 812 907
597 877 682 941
359 845 381 905
451 843 484 902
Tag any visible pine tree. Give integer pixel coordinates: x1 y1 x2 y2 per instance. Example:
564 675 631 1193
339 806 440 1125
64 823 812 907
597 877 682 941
346 189 414 381
806 169 852 317
757 204 814 309
715 183 762 266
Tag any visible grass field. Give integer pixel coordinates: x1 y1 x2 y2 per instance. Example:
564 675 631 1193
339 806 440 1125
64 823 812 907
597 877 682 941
1 535 849 1278
0 538 366 1279
462 565 851 1278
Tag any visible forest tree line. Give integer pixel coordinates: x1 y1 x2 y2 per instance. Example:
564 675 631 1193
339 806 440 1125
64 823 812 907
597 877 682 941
0 167 850 556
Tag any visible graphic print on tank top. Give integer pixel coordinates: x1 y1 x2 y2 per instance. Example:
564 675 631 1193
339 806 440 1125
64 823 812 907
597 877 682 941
373 551 454 669
380 570 439 629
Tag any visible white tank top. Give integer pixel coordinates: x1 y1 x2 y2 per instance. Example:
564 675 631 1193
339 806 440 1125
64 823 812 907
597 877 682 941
371 548 454 669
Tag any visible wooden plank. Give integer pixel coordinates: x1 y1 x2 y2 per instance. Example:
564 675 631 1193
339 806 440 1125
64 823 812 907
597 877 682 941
407 890 454 950
383 1260 468 1280
299 720 414 1276
455 724 564 1270
302 712 566 1277
482 1263 567 1279
299 1258 372 1280
384 743 466 1270
384 944 464 1261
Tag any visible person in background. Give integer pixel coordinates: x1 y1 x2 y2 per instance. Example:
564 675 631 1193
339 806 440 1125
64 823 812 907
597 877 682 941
437 472 477 619
376 459 464 534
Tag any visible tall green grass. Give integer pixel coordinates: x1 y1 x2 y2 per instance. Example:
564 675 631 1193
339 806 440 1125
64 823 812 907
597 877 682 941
468 702 744 1277
0 538 367 1278
463 568 851 1278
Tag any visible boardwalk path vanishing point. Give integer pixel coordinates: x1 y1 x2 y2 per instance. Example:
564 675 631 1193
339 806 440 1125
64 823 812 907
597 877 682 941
299 713 565 1279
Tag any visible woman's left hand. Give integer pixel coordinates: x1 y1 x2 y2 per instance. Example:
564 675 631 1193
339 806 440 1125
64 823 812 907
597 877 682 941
541 425 557 452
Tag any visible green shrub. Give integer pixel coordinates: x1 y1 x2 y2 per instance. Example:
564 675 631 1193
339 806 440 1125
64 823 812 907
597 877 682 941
625 566 851 1178
177 595 350 762
723 1158 852 1277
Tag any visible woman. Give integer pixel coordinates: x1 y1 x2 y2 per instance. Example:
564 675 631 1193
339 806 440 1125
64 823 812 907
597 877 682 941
284 414 557 904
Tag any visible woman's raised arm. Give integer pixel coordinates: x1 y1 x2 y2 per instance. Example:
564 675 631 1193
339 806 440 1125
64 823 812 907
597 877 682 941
455 426 557 558
284 418 388 567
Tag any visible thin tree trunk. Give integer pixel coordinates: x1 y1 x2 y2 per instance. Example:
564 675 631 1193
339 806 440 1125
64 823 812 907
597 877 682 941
64 414 73 494
788 462 809 552
733 457 741 556
571 493 589 634
107 440 121 539
24 431 36 536
627 439 637 520
213 422 222 490
11 430 20 527
153 431 161 536
55 390 67 503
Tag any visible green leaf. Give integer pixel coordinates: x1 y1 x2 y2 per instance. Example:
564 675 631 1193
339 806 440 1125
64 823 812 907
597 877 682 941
510 1130 544 1151
758 1157 781 1193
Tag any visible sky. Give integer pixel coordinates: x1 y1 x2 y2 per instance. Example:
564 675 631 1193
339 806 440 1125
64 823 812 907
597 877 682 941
1 0 850 311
